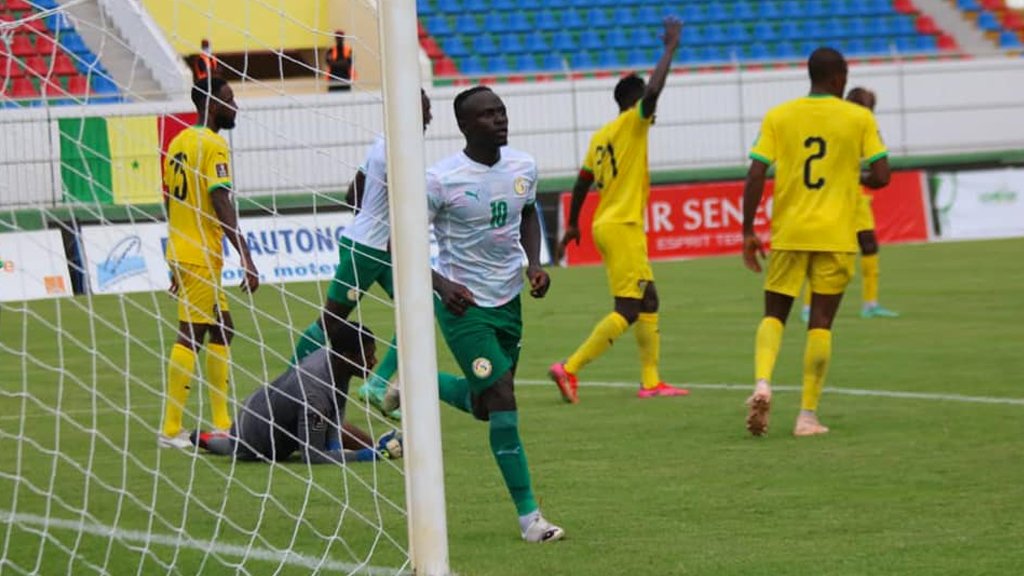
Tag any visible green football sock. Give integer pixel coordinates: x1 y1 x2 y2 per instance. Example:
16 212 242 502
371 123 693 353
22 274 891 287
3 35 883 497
365 335 398 391
489 411 538 516
437 372 472 414
292 320 325 364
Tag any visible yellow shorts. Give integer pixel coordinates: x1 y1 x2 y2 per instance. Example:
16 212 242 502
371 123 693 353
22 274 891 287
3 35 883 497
765 250 855 297
855 193 875 232
170 262 228 324
593 222 653 299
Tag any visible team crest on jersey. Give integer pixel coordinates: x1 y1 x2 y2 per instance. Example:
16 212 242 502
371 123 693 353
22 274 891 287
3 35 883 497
347 288 359 302
215 163 229 178
514 176 528 196
472 357 492 378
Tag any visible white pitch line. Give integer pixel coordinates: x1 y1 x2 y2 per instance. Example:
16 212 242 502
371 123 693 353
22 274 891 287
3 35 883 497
0 510 408 576
518 379 1024 406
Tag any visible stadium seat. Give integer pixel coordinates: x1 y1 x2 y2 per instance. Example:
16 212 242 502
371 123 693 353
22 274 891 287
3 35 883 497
433 57 458 76
25 56 47 76
11 34 34 56
608 28 631 50
442 37 468 58
454 13 479 35
438 0 462 14
626 48 649 66
426 14 452 37
612 7 637 27
580 29 603 51
10 77 37 97
485 55 509 74
525 30 550 52
461 55 483 75
552 29 575 52
483 12 511 34
498 33 524 54
596 50 621 69
976 11 1001 32
536 10 559 31
570 50 594 69
956 0 982 11
561 8 583 29
514 53 538 72
473 34 499 56
541 52 564 71
52 52 76 75
999 30 1022 47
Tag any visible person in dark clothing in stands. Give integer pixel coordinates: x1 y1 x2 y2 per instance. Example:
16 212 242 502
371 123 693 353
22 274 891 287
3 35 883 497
325 30 354 92
190 321 402 463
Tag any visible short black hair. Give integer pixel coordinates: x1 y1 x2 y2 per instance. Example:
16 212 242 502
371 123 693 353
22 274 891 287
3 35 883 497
807 47 847 84
325 321 375 357
614 74 645 110
191 77 229 113
847 86 872 104
453 85 492 122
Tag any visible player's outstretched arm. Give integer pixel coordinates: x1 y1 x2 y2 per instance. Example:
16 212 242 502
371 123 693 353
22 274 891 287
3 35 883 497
861 156 891 190
641 16 683 118
520 203 550 298
741 160 769 273
211 188 260 293
557 170 594 260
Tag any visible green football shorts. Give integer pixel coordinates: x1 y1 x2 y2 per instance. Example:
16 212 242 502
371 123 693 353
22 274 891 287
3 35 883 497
326 236 394 304
434 295 522 393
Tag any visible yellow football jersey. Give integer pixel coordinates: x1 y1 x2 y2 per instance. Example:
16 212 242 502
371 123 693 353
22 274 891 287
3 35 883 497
750 95 887 253
163 126 233 267
582 103 654 227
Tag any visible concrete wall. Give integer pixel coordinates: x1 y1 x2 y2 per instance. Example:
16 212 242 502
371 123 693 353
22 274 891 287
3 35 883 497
3 57 1024 209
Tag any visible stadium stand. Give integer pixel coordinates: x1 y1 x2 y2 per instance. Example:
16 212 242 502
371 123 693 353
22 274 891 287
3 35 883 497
0 0 119 106
951 0 1024 48
418 0 962 81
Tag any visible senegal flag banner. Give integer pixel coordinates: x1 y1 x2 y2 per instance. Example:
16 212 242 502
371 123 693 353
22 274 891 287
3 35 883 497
58 112 196 205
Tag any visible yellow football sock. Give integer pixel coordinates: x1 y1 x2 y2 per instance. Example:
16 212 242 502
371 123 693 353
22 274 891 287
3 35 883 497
861 254 879 305
801 329 833 412
635 313 661 389
206 343 232 431
565 312 630 374
754 317 784 383
162 343 197 437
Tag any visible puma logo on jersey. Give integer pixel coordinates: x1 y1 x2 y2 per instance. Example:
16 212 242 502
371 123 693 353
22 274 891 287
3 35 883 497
464 190 480 200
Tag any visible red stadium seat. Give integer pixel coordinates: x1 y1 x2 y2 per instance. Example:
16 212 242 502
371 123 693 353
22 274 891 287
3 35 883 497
52 52 76 75
25 55 47 76
6 0 33 11
433 57 457 76
422 37 443 59
893 0 917 14
10 76 37 97
66 74 89 95
938 34 959 50
41 78 67 98
11 34 34 56
1004 11 1023 30
917 16 938 35
34 33 56 55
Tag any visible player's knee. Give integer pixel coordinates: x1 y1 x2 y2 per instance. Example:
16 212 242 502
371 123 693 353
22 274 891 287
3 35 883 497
641 283 659 313
177 322 206 350
472 373 516 419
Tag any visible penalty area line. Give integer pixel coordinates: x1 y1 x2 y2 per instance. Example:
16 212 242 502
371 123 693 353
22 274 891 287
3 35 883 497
0 510 409 575
518 380 1024 406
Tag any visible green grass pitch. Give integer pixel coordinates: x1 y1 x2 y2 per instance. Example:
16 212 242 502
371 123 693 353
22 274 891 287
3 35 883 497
1 238 1022 575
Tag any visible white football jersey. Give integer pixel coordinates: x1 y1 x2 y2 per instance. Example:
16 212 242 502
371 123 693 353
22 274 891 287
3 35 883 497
427 147 538 307
342 136 391 251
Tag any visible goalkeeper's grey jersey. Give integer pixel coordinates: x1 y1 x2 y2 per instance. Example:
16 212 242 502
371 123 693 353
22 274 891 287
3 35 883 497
342 136 391 251
426 147 537 307
233 348 347 461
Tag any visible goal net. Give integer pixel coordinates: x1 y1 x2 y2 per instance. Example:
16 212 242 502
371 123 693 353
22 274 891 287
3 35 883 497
0 1 443 574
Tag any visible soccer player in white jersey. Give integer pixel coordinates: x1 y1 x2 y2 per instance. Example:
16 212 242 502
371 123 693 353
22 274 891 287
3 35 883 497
426 86 564 543
292 91 435 419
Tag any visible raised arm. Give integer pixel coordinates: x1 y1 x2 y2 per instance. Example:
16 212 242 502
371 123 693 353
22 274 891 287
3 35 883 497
641 16 683 118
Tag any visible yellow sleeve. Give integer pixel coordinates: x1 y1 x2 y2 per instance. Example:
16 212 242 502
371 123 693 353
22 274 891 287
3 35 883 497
862 113 888 164
749 112 776 165
203 138 232 193
628 102 653 134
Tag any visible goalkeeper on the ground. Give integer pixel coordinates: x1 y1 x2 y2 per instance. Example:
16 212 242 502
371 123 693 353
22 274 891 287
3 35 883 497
191 321 401 463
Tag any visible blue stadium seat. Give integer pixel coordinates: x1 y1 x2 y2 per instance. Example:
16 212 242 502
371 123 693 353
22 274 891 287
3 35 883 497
442 36 469 57
735 2 757 21
977 11 1001 32
999 31 1022 48
536 10 559 31
570 50 594 69
417 0 434 15
596 50 622 68
957 0 981 11
499 33 525 53
748 42 771 60
754 21 779 41
515 53 538 71
760 1 782 20
60 33 89 55
895 15 917 35
91 74 120 95
727 22 751 43
438 0 462 14
780 0 801 17
848 17 868 37
464 0 488 11
494 0 517 10
427 14 452 36
552 29 575 52
484 12 511 33
613 7 637 27
486 55 509 74
634 27 660 49
587 8 611 28
638 5 660 25
609 28 632 50
626 48 650 66
704 24 726 45
780 20 803 41
682 4 705 24
867 37 892 54
541 52 565 71
461 55 483 75
775 42 799 60
510 12 531 33
707 2 732 22
844 38 867 56
916 35 939 51
455 13 479 35
525 30 550 52
561 8 584 29
681 24 704 47
580 29 603 51
873 16 895 36
519 0 541 8
474 34 499 56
